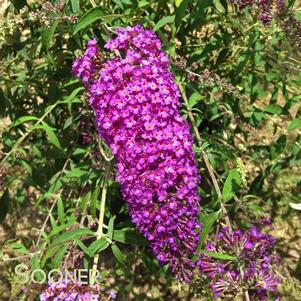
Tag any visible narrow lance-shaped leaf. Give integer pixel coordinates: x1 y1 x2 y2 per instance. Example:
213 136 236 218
198 211 219 247
57 196 65 225
111 244 126 265
153 15 175 32
222 169 242 202
73 7 105 35
88 238 110 256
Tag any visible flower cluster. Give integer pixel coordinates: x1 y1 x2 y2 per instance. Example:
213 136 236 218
40 278 101 301
0 2 77 47
231 0 273 25
172 56 242 98
232 0 301 49
197 226 281 300
72 25 201 281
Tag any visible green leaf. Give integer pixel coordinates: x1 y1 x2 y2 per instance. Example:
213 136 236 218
71 0 81 14
51 228 94 246
88 238 110 256
58 87 84 104
200 250 236 261
175 0 189 29
31 124 62 151
288 118 301 131
52 244 68 268
175 0 184 7
213 0 226 13
295 11 301 21
113 229 148 245
138 0 149 8
74 239 92 257
57 197 65 225
153 16 175 32
31 254 40 272
41 245 61 267
73 7 105 35
17 159 32 175
198 211 219 247
12 116 39 127
107 216 115 240
65 168 88 178
80 191 91 213
9 243 28 254
111 244 126 265
90 187 100 218
42 20 59 50
189 92 204 108
222 169 241 202
48 221 75 238
263 104 282 115
112 0 124 9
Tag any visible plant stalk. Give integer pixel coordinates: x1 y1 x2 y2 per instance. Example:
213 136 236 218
91 176 108 282
179 83 232 231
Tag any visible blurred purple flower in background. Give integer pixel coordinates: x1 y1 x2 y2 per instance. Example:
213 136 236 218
40 277 101 301
198 226 281 300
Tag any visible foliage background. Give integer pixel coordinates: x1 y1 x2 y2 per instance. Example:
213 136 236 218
0 0 301 300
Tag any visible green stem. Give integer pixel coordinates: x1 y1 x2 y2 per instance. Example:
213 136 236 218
91 176 108 280
179 83 232 231
90 0 97 7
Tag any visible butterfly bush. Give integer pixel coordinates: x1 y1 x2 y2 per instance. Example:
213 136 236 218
72 25 201 281
40 278 101 301
198 226 281 300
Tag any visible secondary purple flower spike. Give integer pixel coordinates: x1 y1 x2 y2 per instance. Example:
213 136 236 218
72 25 201 281
40 277 101 301
198 226 281 300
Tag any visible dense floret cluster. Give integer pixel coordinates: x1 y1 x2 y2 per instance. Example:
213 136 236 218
197 226 281 300
40 278 101 301
72 25 201 281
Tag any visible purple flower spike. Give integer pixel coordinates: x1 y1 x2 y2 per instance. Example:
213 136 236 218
40 276 101 301
72 25 201 281
198 226 281 300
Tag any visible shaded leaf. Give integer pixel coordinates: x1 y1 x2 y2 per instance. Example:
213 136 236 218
57 196 65 225
42 20 59 50
198 211 219 247
80 191 91 213
51 228 94 246
153 16 175 32
113 229 148 245
31 124 62 151
222 169 241 202
263 104 282 115
288 118 301 131
12 116 39 127
90 187 100 218
88 238 110 256
108 216 116 240
74 7 105 35
111 244 126 265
